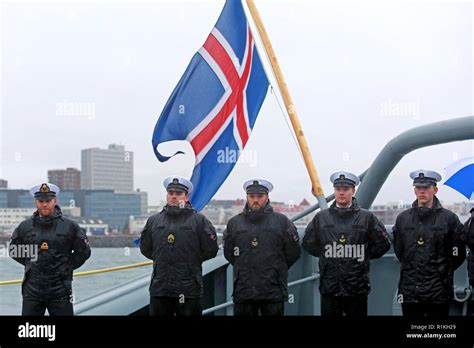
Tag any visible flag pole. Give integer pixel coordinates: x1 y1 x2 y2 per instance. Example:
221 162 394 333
246 0 328 209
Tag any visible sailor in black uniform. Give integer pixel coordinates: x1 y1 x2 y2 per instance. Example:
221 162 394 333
303 171 390 316
10 182 91 316
393 170 465 317
223 179 301 316
140 176 218 316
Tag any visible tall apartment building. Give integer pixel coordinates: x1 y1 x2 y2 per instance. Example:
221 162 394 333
81 144 133 192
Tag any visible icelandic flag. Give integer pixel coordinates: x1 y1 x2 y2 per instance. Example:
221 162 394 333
444 156 474 200
152 0 269 211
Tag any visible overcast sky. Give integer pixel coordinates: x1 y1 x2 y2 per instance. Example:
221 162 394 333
1 0 472 207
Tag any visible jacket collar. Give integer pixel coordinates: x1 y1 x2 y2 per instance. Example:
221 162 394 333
163 202 195 216
32 205 63 226
243 200 273 221
411 195 442 219
411 195 442 210
329 197 360 218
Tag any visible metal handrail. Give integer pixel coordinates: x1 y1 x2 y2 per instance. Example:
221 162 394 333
454 286 472 303
202 273 320 315
0 261 152 286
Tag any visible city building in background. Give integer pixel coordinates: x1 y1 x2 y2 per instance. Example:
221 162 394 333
48 168 81 190
0 188 146 233
370 202 413 225
61 190 144 232
272 198 314 226
136 189 148 216
128 215 150 235
0 208 35 234
81 144 133 192
0 190 35 209
62 206 82 217
446 201 474 222
0 179 8 189
69 216 109 236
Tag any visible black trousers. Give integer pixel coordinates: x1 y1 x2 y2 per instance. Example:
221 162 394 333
401 302 450 318
149 296 202 316
320 294 368 317
234 300 284 316
22 297 74 316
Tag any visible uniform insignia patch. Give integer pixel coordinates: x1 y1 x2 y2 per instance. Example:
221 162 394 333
338 234 347 244
417 237 425 246
39 183 50 193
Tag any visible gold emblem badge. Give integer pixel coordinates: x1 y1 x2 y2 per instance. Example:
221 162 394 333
417 237 425 246
39 183 50 193
339 234 347 244
40 242 49 250
167 233 175 244
251 237 258 248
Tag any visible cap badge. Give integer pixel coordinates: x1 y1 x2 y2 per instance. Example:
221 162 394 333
40 184 50 193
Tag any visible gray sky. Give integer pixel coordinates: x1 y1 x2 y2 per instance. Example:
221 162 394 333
1 0 473 207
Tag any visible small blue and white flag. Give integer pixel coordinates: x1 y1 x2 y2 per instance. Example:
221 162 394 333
444 156 474 199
